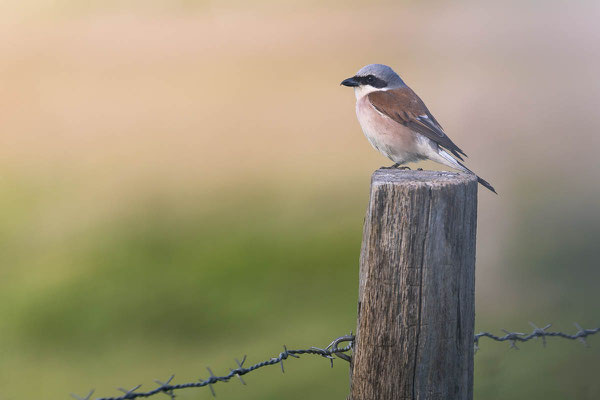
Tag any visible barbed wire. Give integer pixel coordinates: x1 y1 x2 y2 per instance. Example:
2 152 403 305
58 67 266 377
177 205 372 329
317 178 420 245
71 335 355 400
474 322 600 351
72 324 598 400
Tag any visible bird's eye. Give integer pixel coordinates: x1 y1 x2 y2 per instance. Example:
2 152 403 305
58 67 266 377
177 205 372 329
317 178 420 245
367 75 374 83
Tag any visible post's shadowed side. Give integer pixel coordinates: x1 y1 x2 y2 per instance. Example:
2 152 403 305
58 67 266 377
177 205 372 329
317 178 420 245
349 169 478 400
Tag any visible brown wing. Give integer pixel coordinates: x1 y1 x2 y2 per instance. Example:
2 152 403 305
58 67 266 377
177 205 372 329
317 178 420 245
368 88 467 161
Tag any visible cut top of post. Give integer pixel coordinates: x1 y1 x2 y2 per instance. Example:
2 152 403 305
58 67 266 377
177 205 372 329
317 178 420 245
371 169 477 187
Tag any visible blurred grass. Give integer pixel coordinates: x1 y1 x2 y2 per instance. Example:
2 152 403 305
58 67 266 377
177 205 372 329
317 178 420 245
0 178 365 399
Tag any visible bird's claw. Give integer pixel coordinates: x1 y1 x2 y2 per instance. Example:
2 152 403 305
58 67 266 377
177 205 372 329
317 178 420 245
381 163 410 170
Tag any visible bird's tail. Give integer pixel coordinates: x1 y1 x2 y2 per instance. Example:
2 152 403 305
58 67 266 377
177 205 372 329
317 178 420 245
456 160 497 194
474 175 497 194
438 149 497 194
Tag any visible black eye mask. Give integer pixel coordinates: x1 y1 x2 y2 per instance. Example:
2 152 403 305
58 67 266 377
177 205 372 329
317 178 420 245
358 75 387 88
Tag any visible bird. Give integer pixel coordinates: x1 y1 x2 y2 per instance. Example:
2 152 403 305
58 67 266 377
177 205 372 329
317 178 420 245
341 64 496 193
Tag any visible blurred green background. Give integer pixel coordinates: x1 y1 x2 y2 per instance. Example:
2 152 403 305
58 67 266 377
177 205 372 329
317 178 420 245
1 0 599 399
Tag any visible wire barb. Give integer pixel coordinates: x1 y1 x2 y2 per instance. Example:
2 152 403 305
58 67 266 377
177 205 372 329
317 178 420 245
153 375 176 400
230 368 246 385
528 322 551 347
202 368 217 398
574 323 589 347
154 375 174 386
71 390 94 400
118 384 142 397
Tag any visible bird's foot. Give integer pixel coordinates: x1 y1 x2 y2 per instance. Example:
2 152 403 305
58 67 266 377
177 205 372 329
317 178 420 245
417 168 423 171
381 163 410 170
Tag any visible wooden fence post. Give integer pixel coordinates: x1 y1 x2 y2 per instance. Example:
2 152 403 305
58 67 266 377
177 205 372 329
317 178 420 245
349 169 478 400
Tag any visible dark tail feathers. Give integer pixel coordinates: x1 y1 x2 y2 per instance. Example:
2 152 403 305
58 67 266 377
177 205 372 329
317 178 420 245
476 176 497 194
456 160 497 194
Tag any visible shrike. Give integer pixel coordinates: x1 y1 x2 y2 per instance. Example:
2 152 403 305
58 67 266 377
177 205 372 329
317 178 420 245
341 64 496 193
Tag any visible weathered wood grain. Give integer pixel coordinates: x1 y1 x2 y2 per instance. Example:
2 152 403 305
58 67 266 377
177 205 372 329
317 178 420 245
349 169 478 400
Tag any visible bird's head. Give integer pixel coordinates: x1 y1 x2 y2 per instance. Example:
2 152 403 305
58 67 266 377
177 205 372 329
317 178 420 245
341 64 405 98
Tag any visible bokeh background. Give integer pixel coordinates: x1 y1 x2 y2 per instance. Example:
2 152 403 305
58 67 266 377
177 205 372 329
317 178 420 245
2 0 599 399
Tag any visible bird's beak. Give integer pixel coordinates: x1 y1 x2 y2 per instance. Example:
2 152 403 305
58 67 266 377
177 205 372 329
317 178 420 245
340 76 360 87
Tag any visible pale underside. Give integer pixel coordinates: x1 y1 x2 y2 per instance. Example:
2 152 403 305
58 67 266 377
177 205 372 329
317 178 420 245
355 92 465 171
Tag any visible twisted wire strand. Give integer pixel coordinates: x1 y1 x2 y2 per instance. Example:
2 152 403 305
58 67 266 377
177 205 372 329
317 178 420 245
72 337 354 400
474 323 599 350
